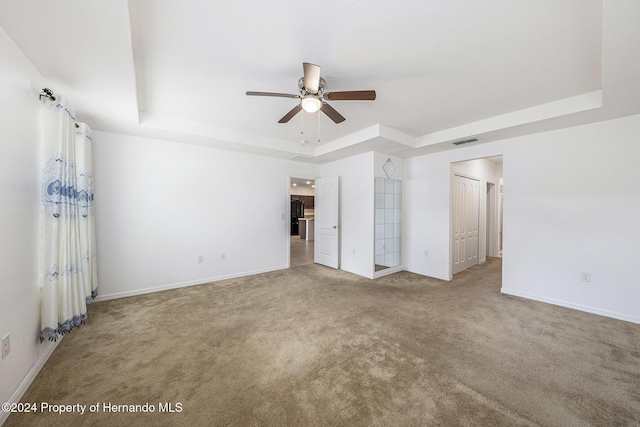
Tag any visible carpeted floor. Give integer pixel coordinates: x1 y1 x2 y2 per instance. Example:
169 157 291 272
5 258 640 426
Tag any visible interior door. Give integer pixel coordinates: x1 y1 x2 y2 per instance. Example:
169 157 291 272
452 174 479 275
314 176 340 268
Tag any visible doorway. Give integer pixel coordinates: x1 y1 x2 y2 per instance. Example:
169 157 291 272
450 156 503 277
289 177 315 267
499 180 503 257
486 182 497 257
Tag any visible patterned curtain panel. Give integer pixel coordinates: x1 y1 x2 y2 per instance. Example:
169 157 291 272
40 96 98 342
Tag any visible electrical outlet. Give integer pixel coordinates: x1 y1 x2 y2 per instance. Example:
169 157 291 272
581 272 591 283
221 253 226 260
2 334 9 359
424 250 429 257
197 255 204 263
352 248 356 255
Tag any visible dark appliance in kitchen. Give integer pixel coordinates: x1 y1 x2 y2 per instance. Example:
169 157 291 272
291 200 304 235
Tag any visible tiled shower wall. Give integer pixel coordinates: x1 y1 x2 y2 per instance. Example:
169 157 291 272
375 177 402 267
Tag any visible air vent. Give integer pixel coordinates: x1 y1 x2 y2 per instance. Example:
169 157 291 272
451 136 478 145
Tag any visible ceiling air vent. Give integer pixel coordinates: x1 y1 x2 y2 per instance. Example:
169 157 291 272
451 136 478 145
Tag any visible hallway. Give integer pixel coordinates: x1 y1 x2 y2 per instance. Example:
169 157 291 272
290 235 314 267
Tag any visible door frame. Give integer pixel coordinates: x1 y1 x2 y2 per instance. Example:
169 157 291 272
448 156 504 279
287 174 318 268
486 181 499 258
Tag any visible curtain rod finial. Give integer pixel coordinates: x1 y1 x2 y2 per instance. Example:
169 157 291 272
39 88 56 101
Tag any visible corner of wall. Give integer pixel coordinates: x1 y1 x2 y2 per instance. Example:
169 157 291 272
0 339 61 426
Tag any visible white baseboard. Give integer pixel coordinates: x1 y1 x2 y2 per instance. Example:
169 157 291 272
339 266 374 279
0 338 61 426
373 265 404 279
404 266 452 281
501 288 640 325
94 265 288 302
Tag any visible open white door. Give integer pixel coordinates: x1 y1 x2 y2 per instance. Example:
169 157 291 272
314 176 340 268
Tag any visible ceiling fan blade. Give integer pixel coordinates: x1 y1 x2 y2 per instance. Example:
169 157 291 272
278 105 303 123
324 90 376 101
303 62 321 93
246 91 298 98
320 103 345 124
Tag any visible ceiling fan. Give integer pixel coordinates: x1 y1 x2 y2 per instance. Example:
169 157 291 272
246 62 376 124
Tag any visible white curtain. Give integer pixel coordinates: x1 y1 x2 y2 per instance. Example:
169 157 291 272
40 95 98 341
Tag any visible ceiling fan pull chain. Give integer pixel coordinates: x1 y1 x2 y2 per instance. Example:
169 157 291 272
317 109 321 143
299 109 307 145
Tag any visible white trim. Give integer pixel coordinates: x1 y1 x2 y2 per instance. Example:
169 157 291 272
94 265 288 302
501 288 640 325
416 90 602 147
339 266 374 280
373 265 404 279
404 267 452 281
0 339 61 426
485 180 498 258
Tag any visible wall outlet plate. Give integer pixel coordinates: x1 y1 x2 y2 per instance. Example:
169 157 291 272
2 335 9 359
581 272 591 283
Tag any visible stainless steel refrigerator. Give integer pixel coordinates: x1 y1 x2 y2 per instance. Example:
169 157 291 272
291 200 304 235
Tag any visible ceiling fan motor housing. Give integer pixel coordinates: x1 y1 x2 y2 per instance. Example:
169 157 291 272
298 77 326 95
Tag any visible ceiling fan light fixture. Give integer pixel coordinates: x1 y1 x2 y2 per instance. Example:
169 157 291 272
301 95 322 113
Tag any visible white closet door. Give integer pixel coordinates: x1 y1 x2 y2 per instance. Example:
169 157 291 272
453 174 480 275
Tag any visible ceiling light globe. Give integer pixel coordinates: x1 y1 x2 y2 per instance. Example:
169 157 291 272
301 95 322 113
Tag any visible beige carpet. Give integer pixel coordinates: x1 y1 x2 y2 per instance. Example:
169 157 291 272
6 258 640 426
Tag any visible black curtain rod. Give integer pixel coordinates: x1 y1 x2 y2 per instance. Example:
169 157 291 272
39 88 55 101
39 88 80 128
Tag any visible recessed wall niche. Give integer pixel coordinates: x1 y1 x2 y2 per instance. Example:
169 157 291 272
374 177 402 271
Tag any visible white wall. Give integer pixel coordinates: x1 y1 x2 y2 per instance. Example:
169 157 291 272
0 28 58 420
321 152 375 278
501 115 640 323
374 152 404 180
93 131 319 299
405 114 640 323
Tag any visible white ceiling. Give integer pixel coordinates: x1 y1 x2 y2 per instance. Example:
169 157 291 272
291 178 315 188
1 1 638 163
